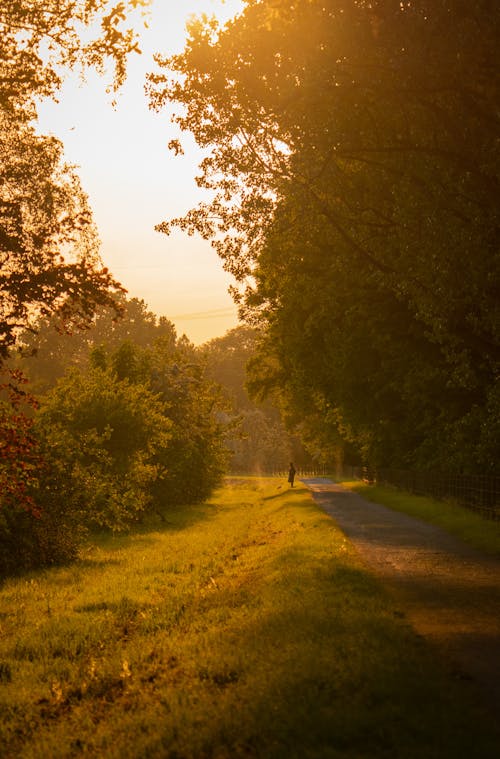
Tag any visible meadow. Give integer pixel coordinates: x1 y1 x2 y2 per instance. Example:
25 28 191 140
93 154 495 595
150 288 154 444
0 478 498 758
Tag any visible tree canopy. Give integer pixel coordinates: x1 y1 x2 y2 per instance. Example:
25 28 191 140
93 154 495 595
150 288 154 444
150 0 500 472
0 115 125 360
1 1 151 361
14 295 176 391
1 0 150 117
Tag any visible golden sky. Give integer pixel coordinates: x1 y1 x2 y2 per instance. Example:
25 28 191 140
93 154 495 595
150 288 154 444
38 0 244 345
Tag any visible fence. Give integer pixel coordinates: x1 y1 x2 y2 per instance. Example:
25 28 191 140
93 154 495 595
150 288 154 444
342 465 500 521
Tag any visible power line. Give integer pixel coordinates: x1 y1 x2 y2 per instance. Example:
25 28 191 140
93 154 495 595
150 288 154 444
171 307 237 321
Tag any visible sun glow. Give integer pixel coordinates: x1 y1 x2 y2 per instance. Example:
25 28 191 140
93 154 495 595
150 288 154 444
37 0 245 344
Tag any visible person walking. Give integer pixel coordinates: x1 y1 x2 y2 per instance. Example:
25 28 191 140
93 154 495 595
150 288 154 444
288 462 296 487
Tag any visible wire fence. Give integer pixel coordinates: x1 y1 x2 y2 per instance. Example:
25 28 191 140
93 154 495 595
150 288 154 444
341 465 500 521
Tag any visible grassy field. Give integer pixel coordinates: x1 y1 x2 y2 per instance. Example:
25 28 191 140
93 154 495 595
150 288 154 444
340 480 500 556
0 477 498 758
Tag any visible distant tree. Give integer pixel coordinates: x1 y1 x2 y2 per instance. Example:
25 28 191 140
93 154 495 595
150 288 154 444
203 327 310 472
203 326 259 411
15 296 177 392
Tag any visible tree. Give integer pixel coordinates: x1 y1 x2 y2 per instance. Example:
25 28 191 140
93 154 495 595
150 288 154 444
35 363 172 531
149 0 500 472
1 1 150 118
0 1 155 561
146 338 229 506
1 328 230 574
203 326 311 473
0 361 171 576
203 325 261 411
1 1 151 360
91 336 229 508
14 295 177 392
0 114 125 361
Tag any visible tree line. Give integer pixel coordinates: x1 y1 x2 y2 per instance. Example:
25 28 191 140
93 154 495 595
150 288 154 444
0 298 228 574
1 297 300 575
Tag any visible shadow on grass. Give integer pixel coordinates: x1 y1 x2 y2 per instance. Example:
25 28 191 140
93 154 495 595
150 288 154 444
3 501 500 759
0 497 221 587
89 500 220 551
263 489 288 501
181 546 500 759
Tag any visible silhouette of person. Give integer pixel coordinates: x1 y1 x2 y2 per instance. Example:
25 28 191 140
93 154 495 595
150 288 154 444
288 462 296 487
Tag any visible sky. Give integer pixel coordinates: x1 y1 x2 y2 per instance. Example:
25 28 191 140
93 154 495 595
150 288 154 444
37 0 244 345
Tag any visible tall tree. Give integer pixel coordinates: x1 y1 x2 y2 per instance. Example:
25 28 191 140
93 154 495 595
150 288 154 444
0 115 124 360
1 1 151 518
1 1 151 360
149 0 500 472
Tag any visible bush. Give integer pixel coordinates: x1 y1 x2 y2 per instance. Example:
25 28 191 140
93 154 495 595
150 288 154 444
34 366 172 531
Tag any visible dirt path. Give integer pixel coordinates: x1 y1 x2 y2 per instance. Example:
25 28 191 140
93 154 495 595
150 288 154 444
302 477 500 714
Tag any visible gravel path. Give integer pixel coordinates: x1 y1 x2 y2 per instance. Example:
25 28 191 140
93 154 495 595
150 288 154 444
302 477 500 714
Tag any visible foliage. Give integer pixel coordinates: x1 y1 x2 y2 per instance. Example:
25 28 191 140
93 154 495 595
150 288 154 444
0 487 84 577
1 303 229 573
0 369 41 516
1 0 150 118
35 333 228 522
149 0 500 472
0 360 170 575
0 367 85 575
14 296 177 392
203 325 260 411
103 337 229 507
0 298 178 572
1 479 498 757
1 1 151 361
0 113 125 361
203 326 310 472
34 364 172 531
1 2 151 567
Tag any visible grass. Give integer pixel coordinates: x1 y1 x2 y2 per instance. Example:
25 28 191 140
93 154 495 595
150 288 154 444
0 477 498 758
339 480 500 556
